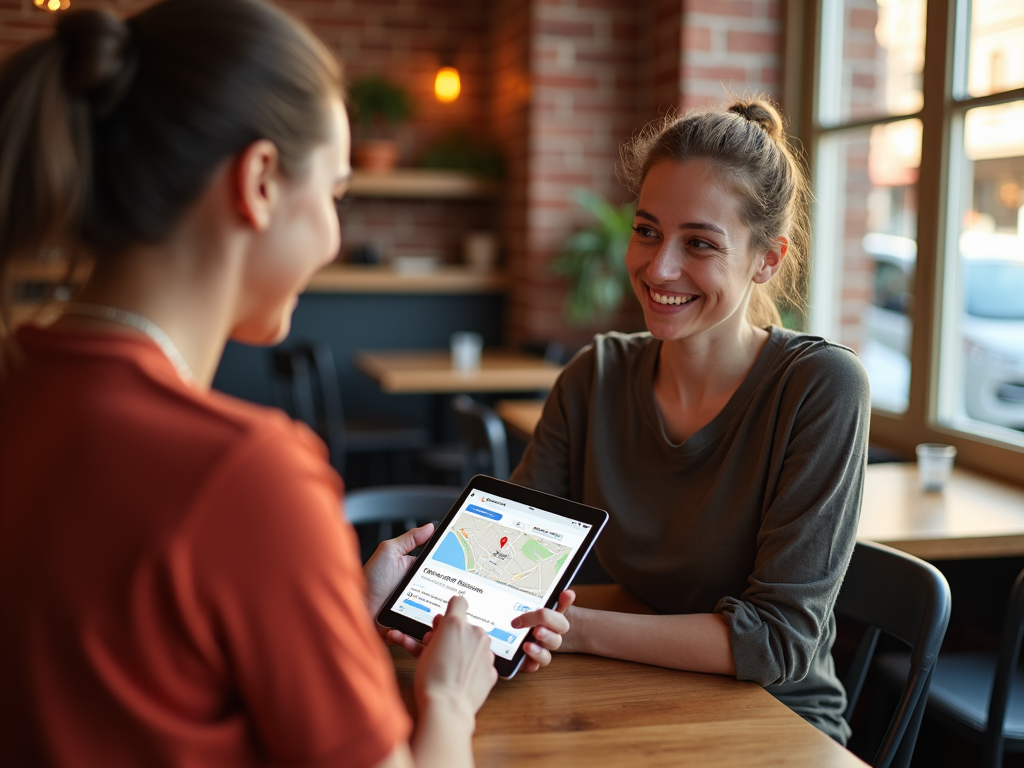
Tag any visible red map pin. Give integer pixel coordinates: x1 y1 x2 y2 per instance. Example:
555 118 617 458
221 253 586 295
500 536 508 548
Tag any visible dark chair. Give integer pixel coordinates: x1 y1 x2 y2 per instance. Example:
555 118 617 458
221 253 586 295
452 395 510 482
836 541 952 768
343 485 462 562
270 342 428 478
876 565 1024 768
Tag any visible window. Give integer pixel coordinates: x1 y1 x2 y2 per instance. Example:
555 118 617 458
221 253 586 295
798 0 1024 482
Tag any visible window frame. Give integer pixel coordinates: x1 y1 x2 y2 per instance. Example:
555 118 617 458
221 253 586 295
785 0 1024 486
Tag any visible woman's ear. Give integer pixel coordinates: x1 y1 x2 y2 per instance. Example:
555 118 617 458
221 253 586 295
234 139 280 232
752 235 789 284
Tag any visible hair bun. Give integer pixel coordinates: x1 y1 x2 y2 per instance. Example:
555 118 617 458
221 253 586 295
728 98 785 142
56 9 136 117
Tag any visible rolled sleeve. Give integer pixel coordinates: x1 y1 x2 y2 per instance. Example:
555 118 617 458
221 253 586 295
718 346 870 686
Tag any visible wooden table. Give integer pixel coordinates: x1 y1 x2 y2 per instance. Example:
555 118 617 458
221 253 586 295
496 399 545 441
858 462 1024 560
390 584 865 767
356 349 561 395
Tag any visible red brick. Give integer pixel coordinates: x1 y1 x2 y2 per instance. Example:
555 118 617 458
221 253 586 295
536 20 596 38
683 64 749 81
612 22 639 41
684 0 756 17
726 30 779 54
533 74 600 89
849 8 878 30
683 25 712 52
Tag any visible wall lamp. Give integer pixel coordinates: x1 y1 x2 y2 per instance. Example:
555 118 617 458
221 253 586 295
434 58 460 103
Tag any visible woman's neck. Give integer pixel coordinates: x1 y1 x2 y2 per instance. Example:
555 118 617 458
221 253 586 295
54 215 243 389
652 322 770 443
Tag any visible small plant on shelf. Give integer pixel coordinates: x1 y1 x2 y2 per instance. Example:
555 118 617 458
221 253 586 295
347 76 414 172
418 129 505 180
551 188 636 325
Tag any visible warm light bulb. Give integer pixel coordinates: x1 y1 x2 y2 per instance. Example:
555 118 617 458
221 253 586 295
34 0 45 6
434 66 461 103
47 0 60 9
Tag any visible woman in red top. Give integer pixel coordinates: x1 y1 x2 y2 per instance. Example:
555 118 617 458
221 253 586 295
0 2 572 767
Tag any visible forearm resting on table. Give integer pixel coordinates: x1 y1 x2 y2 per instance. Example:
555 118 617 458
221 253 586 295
570 607 737 676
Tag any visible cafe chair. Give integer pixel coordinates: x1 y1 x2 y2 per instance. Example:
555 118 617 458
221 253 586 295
270 342 428 478
875 564 1024 768
452 395 510 482
836 541 951 768
343 485 462 563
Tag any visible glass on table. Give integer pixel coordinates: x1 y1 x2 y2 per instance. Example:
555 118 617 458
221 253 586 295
915 443 957 492
450 332 483 372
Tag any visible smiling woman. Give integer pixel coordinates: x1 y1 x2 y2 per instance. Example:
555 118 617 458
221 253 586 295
0 2 560 768
512 96 871 745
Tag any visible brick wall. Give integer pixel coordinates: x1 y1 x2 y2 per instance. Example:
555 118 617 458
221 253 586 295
680 0 782 110
509 0 784 347
1 0 787 348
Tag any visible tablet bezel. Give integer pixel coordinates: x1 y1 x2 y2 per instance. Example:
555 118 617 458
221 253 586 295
375 475 608 679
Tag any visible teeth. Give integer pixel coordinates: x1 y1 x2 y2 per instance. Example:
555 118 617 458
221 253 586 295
651 290 696 306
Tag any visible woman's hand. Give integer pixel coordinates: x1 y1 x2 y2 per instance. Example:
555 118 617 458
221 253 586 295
509 589 576 672
363 523 434 620
415 596 498 722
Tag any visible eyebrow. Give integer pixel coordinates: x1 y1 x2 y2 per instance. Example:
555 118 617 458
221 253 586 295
635 208 726 235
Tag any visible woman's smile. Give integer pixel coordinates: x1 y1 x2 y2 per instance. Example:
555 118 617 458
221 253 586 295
645 284 701 312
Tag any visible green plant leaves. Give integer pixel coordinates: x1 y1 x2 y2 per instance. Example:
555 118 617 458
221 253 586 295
551 188 636 325
348 76 414 131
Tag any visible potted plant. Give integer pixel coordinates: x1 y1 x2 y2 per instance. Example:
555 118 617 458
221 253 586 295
551 188 636 325
348 76 414 172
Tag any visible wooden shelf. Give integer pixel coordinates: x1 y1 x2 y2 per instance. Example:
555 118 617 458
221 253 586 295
8 261 91 282
348 169 501 199
307 264 508 294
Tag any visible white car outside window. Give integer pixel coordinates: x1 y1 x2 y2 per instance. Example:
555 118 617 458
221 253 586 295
862 232 1024 431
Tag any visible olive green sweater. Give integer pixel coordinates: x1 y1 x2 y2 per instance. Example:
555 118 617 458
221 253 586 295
511 327 870 744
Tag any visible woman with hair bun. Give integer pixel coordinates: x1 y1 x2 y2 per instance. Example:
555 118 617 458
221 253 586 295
0 2 572 767
512 97 870 743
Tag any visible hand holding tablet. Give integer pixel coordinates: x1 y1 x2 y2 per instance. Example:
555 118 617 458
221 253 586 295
376 476 608 679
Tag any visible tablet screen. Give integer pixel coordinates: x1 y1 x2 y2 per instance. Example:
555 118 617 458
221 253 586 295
387 487 594 659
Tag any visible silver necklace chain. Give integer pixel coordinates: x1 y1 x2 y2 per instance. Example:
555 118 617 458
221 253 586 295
61 302 195 383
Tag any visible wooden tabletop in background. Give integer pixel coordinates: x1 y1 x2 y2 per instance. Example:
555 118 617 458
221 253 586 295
858 462 1024 560
356 350 561 394
390 584 865 767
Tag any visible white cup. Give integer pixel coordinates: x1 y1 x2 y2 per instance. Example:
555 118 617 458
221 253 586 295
462 231 498 272
450 331 483 372
915 443 957 492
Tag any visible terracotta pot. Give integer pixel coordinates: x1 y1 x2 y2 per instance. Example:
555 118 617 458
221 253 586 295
354 140 400 173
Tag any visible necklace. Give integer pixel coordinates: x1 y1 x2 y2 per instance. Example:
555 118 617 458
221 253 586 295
61 302 195 383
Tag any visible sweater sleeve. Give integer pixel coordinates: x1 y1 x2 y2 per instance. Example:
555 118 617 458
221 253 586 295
510 345 594 498
717 344 871 687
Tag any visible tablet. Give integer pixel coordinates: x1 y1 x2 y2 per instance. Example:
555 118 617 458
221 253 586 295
376 475 608 679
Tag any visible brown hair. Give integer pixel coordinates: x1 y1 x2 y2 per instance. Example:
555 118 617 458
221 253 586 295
620 96 810 328
0 0 341 342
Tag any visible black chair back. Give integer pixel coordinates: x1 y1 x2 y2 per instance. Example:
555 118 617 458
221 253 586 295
982 566 1024 766
270 343 346 473
452 395 510 481
837 541 951 768
344 485 462 561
